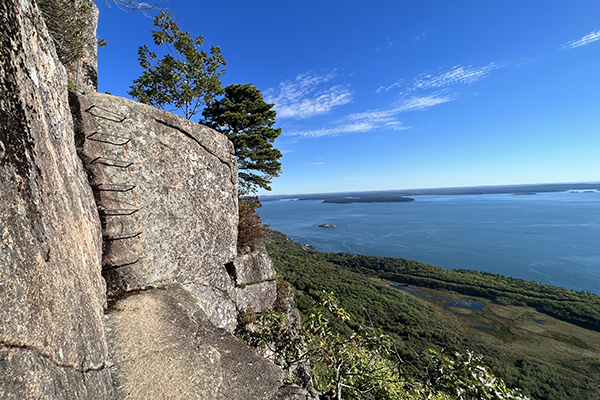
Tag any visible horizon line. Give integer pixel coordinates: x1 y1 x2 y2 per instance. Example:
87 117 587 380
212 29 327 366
260 181 600 198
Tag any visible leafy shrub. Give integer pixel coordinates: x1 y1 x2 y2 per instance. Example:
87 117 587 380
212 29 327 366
237 196 269 254
237 291 528 400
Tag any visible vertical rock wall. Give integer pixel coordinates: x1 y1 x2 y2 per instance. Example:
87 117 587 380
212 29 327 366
72 92 241 330
0 0 111 398
0 1 311 398
68 0 99 93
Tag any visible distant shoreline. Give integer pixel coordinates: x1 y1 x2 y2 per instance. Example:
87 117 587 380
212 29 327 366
261 182 600 202
323 195 415 204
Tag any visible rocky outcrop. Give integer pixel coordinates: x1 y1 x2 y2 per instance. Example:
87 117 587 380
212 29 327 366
71 92 242 330
68 0 99 93
72 92 282 333
0 0 111 398
1 2 313 399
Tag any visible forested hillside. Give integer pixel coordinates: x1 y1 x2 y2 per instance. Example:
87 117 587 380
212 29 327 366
267 231 600 400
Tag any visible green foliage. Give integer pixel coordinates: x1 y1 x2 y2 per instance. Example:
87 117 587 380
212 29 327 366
422 350 528 400
237 290 527 400
128 11 226 120
68 79 78 92
236 306 304 372
265 230 600 400
318 251 600 332
37 0 90 66
303 293 408 400
203 83 282 193
237 196 269 254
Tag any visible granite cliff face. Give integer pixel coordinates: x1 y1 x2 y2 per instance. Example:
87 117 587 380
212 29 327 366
0 0 111 397
70 91 279 332
0 1 311 398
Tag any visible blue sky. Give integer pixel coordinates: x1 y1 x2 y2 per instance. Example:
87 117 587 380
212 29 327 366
96 1 600 195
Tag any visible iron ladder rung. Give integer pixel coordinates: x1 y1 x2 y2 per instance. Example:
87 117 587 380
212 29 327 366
90 157 133 168
99 208 139 216
93 183 136 192
87 132 131 146
85 105 127 122
103 232 142 241
102 258 139 271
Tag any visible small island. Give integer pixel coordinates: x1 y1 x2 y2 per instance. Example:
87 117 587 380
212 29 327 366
318 224 336 228
323 195 415 204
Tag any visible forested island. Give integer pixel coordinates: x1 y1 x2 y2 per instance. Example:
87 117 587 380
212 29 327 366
323 194 415 203
261 182 600 202
266 231 600 400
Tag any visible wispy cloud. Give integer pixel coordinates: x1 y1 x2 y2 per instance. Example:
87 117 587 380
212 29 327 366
414 31 431 42
559 30 600 50
395 94 455 112
285 93 453 138
305 162 325 166
412 62 503 90
376 38 395 52
264 71 353 119
274 63 476 139
377 62 502 94
345 174 370 180
287 122 378 139
376 80 403 93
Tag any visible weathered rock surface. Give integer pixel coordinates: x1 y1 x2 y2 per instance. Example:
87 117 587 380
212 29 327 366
233 250 277 285
72 92 283 333
235 281 278 312
68 0 99 93
105 284 290 400
71 92 240 329
0 0 111 397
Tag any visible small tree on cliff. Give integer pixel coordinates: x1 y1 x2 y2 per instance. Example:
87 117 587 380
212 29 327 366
202 83 283 193
128 11 226 120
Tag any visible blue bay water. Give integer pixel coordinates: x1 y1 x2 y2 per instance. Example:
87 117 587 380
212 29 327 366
258 192 600 295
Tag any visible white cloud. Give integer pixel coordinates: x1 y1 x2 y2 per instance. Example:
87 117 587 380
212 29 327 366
412 62 502 90
345 174 370 180
394 94 455 112
265 71 353 119
559 30 600 50
305 162 325 166
376 80 403 93
284 93 453 138
376 38 394 52
287 122 377 138
377 62 503 94
414 31 429 42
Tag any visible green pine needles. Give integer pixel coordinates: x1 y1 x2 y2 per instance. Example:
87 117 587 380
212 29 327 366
203 84 283 193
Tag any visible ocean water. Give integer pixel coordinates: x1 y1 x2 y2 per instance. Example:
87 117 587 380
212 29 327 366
258 191 600 295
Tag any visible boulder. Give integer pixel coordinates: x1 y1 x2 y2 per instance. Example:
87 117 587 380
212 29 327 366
71 92 239 329
0 0 111 397
235 281 278 313
233 250 277 285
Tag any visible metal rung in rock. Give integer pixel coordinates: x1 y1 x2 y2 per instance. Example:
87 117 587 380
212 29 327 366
103 232 142 241
90 157 133 168
93 183 136 192
99 208 139 216
87 132 131 146
102 258 139 271
85 105 127 122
